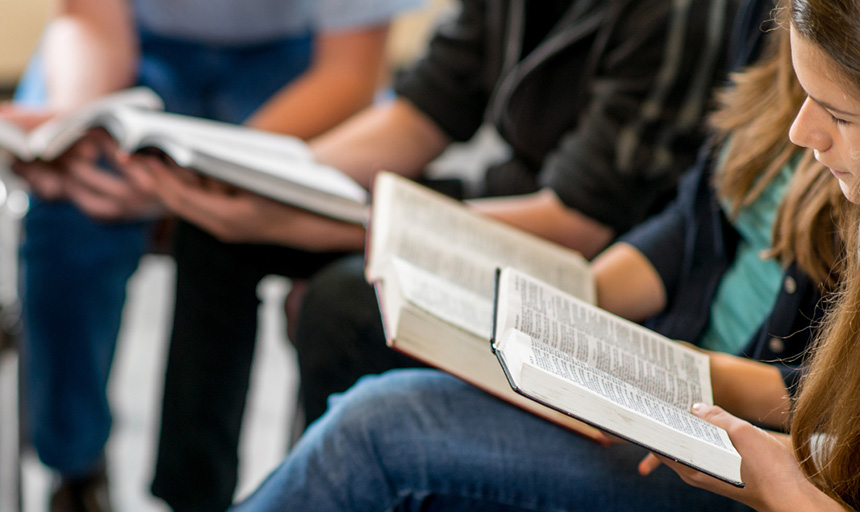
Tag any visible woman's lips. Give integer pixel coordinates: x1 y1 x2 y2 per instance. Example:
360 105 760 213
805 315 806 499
829 167 851 179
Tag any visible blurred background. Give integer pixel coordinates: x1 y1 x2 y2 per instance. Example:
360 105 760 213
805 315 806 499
0 0 50 98
0 1 464 511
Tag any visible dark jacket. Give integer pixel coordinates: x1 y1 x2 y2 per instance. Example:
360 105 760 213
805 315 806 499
395 0 738 233
622 149 823 396
619 0 816 396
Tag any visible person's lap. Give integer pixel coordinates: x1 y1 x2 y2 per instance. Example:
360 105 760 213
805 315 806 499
233 369 752 512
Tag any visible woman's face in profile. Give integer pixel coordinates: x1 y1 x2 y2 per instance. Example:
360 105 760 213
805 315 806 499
789 26 860 204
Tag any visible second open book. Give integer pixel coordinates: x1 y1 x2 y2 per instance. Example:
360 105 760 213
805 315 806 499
0 87 368 224
367 172 742 487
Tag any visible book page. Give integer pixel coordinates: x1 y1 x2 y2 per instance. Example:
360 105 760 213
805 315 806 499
0 119 30 160
493 268 742 485
509 333 730 449
98 108 368 208
103 107 313 162
30 87 164 161
496 267 712 409
388 257 492 339
368 172 594 302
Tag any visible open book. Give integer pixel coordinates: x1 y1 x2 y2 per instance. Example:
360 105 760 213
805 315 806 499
0 87 164 161
366 171 604 442
0 87 368 224
492 267 743 487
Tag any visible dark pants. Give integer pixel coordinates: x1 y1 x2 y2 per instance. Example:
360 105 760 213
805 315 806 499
292 254 428 426
16 26 313 488
151 221 349 512
290 178 468 426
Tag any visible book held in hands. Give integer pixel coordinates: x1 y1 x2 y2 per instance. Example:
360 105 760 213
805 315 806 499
365 171 604 442
492 266 744 487
0 87 368 224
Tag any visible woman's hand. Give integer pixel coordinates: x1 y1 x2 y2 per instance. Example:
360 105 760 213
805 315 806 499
642 404 842 511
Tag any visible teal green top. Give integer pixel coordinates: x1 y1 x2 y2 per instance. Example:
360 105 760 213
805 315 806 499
698 154 795 354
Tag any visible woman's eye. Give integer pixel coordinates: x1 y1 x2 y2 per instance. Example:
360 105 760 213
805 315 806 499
830 113 850 126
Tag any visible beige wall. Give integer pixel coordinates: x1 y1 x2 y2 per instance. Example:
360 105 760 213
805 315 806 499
0 0 449 87
0 0 50 86
388 0 454 69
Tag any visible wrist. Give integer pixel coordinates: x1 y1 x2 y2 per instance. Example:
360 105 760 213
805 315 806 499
760 478 843 512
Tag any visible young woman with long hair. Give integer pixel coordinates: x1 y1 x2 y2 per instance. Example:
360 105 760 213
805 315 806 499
658 0 860 509
227 1 860 510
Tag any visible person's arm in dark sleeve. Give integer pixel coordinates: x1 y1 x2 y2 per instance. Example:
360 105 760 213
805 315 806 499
540 0 734 234
394 0 492 142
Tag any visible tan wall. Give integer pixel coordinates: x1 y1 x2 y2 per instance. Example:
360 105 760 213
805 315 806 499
0 0 51 86
0 0 449 86
388 0 454 69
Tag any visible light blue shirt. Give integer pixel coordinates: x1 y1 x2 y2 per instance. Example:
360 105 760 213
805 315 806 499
133 0 424 45
698 153 796 354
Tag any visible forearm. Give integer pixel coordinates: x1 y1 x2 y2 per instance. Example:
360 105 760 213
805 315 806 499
245 26 390 140
468 189 614 259
591 242 666 321
43 0 138 109
759 479 846 512
245 67 377 139
754 434 844 512
265 213 367 252
309 98 450 188
709 352 792 430
470 192 664 320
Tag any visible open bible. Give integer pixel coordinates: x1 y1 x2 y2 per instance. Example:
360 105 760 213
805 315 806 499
492 267 744 487
366 171 604 442
0 87 164 161
0 87 368 224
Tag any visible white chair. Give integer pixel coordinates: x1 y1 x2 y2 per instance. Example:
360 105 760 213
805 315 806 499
0 164 29 512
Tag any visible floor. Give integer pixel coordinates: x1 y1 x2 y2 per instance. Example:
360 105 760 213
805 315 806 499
7 255 299 512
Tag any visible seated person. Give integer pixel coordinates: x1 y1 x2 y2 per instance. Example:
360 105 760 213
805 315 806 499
134 0 740 479
3 0 421 510
227 4 857 509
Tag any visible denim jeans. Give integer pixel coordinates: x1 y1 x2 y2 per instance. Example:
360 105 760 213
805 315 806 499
15 29 312 477
231 369 753 512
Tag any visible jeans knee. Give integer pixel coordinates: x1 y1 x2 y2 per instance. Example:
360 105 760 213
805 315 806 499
325 370 458 432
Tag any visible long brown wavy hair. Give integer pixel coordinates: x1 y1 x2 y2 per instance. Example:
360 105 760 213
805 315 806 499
710 9 844 288
786 0 860 509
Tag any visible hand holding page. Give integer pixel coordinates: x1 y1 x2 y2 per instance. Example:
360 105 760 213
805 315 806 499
492 267 743 487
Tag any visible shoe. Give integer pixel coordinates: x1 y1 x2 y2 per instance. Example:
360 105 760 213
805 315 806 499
49 466 113 512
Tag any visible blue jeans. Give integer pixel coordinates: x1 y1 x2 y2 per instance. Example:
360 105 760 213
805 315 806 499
16 29 312 477
231 369 752 512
